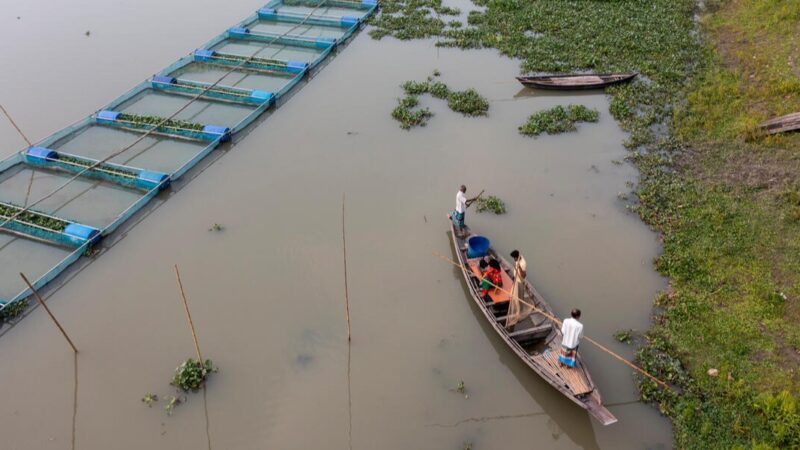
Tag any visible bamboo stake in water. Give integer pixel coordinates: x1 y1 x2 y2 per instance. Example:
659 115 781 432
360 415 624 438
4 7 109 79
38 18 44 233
342 193 352 341
20 273 78 353
174 265 205 368
433 251 673 391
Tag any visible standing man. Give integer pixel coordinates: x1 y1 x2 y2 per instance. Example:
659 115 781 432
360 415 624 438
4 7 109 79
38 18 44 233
559 309 583 368
510 250 527 280
449 185 479 236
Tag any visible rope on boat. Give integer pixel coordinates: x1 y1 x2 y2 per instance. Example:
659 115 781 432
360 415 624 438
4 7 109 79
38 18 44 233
0 1 330 238
433 251 673 391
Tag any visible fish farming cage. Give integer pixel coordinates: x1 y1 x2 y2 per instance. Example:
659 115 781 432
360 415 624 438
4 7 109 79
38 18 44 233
160 55 305 103
264 0 378 20
0 0 377 320
0 152 162 307
249 7 361 42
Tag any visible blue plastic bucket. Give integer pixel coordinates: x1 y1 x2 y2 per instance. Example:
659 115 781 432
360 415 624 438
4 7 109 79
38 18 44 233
466 235 491 258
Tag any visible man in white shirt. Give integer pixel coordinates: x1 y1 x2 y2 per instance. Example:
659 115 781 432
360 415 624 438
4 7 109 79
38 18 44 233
450 185 470 236
559 309 583 368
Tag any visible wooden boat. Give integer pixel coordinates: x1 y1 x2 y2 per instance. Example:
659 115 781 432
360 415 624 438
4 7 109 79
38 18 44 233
450 224 618 426
516 72 637 90
757 112 800 135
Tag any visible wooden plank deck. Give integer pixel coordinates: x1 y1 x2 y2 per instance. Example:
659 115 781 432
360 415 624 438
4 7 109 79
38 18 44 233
758 112 800 135
534 350 593 396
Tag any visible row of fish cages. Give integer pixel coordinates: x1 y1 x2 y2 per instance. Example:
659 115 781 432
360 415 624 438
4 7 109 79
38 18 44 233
0 0 377 312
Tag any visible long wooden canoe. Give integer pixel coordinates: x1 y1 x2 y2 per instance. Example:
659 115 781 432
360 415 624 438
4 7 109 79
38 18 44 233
450 224 617 426
758 112 800 135
517 72 637 90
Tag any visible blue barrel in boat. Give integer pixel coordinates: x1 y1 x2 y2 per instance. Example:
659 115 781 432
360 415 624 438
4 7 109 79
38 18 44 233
466 235 490 258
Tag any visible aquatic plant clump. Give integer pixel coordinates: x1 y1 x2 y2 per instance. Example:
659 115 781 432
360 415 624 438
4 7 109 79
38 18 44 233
172 358 215 391
368 0 460 40
117 113 205 132
393 73 489 128
0 202 69 231
447 89 489 117
475 195 506 214
518 105 599 137
58 155 139 179
391 95 434 129
173 80 251 98
0 298 29 321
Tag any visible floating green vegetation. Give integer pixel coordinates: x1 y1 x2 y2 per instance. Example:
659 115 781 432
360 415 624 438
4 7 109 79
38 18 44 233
173 80 251 98
613 329 634 344
58 155 139 179
208 223 224 232
172 358 216 391
391 95 434 130
117 113 205 132
447 88 489 117
164 395 183 416
0 202 69 232
0 298 29 321
452 379 469 398
518 105 599 137
392 73 489 129
475 195 506 214
215 52 285 67
141 393 158 407
368 0 460 40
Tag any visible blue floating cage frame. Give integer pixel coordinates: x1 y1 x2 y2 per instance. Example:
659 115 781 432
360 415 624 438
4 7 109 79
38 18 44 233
0 0 376 310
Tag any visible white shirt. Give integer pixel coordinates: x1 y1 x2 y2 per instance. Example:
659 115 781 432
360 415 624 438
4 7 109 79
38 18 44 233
455 191 467 213
561 317 583 349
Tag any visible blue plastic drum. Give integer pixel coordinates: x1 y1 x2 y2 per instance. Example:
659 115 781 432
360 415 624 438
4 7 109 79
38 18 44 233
466 235 491 258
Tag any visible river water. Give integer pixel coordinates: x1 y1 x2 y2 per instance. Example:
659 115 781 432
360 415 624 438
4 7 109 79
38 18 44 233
0 0 672 448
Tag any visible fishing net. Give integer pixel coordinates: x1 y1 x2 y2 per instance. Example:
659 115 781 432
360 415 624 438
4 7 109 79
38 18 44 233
505 261 533 329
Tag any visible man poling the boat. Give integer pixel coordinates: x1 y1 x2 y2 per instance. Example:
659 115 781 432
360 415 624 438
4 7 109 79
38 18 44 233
559 309 583 368
448 185 483 237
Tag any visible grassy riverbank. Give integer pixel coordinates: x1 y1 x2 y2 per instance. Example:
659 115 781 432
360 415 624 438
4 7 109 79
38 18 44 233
371 0 800 447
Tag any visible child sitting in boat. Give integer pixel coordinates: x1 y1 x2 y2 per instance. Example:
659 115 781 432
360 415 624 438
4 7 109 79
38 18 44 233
559 309 583 368
480 259 503 300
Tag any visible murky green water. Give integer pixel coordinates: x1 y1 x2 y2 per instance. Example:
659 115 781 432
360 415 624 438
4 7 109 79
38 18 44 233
0 0 672 448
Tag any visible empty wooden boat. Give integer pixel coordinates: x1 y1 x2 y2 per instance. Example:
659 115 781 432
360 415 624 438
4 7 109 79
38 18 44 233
758 112 800 135
450 224 617 426
517 72 637 90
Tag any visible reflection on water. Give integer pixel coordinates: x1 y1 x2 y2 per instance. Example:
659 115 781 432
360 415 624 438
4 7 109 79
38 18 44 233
0 0 672 448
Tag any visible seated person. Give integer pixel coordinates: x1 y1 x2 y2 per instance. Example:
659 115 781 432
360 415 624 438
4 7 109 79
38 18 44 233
480 259 503 300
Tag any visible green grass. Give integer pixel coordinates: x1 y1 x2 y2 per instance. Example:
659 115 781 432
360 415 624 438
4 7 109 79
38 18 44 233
518 105 599 137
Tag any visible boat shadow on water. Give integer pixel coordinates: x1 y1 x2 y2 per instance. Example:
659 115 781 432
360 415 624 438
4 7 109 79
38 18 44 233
446 231 602 450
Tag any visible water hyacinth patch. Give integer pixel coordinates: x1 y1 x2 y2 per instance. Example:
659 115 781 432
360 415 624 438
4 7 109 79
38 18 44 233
0 202 70 232
447 88 489 117
391 95 434 129
0 298 29 321
58 155 140 179
475 195 506 214
172 358 216 391
117 113 205 132
368 0 460 40
392 72 489 129
519 105 599 137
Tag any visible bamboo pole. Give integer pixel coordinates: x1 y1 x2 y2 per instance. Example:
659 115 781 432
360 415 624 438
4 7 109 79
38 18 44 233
20 273 78 353
174 265 205 368
0 103 32 146
342 193 352 341
433 251 673 391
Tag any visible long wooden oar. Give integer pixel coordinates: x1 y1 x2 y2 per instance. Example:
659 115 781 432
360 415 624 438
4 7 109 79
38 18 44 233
433 251 673 391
